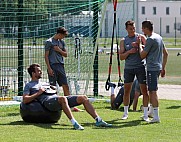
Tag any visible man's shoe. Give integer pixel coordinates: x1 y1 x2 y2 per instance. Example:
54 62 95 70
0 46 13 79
73 122 84 130
149 118 160 123
121 114 128 120
140 115 150 122
71 107 84 112
95 120 112 127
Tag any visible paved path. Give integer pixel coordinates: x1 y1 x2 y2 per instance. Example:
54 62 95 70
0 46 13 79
98 82 181 101
157 84 181 100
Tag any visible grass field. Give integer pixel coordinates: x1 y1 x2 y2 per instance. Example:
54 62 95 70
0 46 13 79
0 99 181 142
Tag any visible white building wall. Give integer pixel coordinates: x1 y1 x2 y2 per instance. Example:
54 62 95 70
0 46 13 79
137 1 181 37
101 1 181 38
101 2 133 38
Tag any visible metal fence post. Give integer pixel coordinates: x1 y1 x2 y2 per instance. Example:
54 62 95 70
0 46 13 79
18 0 24 96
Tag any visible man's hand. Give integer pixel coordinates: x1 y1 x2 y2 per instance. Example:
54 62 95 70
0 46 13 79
131 42 138 48
128 47 138 54
37 87 45 95
160 69 166 77
48 68 54 76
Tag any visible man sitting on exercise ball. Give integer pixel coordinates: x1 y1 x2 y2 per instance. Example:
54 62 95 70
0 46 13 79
23 63 112 130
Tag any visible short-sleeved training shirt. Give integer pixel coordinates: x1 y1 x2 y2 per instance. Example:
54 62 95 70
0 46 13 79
44 38 66 65
23 81 49 102
124 33 144 69
143 33 164 71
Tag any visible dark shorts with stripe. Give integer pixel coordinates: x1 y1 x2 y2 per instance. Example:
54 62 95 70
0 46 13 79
124 65 146 84
43 94 79 111
48 63 68 86
147 71 160 91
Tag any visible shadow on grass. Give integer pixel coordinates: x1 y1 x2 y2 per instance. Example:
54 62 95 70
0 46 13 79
0 112 20 117
0 120 72 130
81 119 144 129
166 105 181 109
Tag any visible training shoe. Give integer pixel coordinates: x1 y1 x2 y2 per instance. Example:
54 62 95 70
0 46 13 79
73 122 84 130
95 120 112 127
149 118 160 123
71 107 84 112
140 115 150 122
121 114 128 120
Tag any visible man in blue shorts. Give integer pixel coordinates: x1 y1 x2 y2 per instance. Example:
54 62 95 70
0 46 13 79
23 64 112 130
110 79 142 111
44 27 82 112
120 20 149 121
139 20 168 123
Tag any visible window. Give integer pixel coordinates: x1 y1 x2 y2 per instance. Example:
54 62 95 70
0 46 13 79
166 7 169 15
142 6 145 15
153 7 156 15
166 25 170 33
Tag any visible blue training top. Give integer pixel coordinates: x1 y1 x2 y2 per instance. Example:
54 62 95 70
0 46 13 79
44 38 66 65
124 33 145 69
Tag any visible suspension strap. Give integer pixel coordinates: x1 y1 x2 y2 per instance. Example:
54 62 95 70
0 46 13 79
105 0 120 91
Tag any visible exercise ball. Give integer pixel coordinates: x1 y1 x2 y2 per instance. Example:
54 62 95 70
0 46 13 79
20 101 62 123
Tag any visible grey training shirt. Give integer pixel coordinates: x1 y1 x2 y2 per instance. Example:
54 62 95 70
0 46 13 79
143 33 164 71
124 33 144 69
44 38 66 65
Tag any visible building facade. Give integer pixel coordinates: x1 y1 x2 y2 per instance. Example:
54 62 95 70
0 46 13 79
101 0 181 38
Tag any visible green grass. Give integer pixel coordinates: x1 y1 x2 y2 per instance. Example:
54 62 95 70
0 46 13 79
0 99 181 142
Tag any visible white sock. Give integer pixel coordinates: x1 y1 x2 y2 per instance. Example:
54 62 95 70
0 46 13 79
95 116 102 122
124 106 129 115
153 107 159 119
111 87 114 95
143 107 148 118
70 118 77 125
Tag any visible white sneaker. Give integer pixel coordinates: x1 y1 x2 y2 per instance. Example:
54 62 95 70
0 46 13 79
149 118 160 123
122 114 128 120
140 115 150 122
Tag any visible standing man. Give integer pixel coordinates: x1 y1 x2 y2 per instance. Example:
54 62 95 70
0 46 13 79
120 20 149 121
44 27 81 111
139 20 168 123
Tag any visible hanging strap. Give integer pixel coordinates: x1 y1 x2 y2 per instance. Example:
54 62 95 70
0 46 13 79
74 37 82 59
105 0 119 91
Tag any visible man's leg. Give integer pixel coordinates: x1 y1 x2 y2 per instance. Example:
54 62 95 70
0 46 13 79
139 83 149 121
62 84 71 96
147 71 160 123
149 91 160 122
136 66 149 122
67 95 112 127
122 82 132 119
122 69 135 120
57 96 84 130
132 91 140 111
111 86 124 110
108 82 117 109
62 84 83 112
